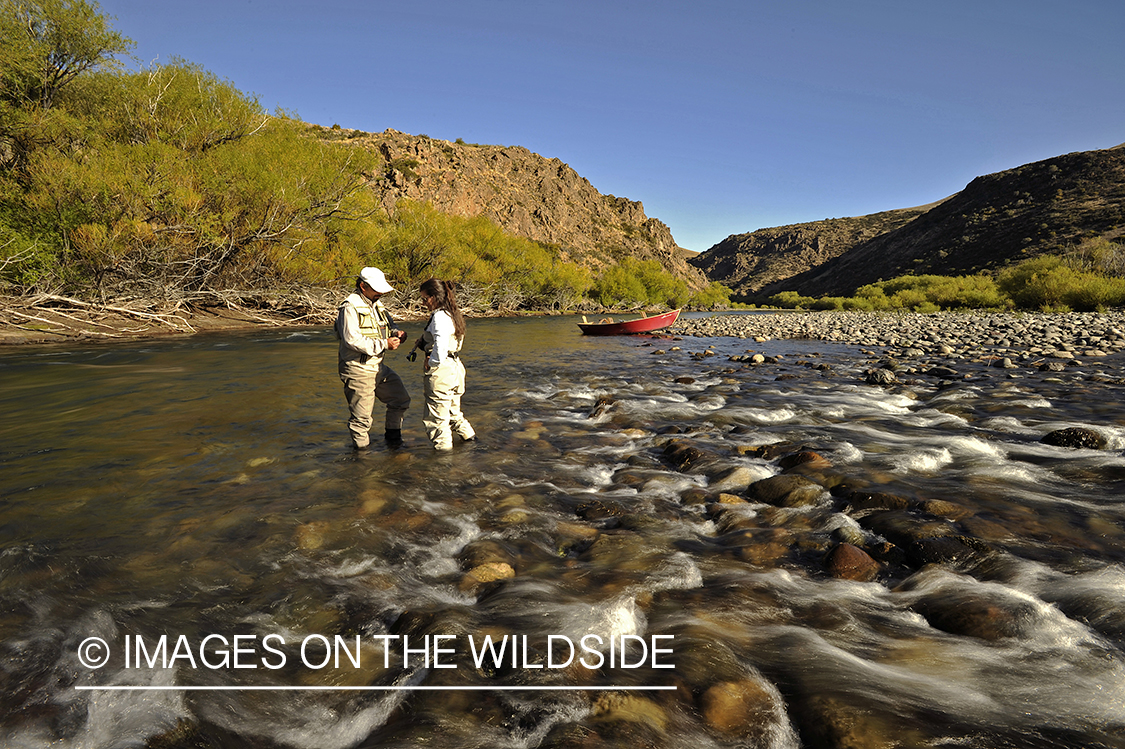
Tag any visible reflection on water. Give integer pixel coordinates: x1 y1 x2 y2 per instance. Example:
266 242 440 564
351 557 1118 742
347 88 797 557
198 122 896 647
1 314 1124 749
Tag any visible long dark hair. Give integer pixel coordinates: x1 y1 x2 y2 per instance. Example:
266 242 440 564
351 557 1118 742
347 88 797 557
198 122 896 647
420 278 466 339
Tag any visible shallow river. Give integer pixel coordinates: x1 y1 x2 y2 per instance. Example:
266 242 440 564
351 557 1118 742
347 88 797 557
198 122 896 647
1 313 1124 749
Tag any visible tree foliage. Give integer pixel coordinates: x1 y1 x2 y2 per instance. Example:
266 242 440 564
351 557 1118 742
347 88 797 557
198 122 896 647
998 255 1125 312
0 0 708 313
591 258 691 308
767 248 1125 313
0 0 132 109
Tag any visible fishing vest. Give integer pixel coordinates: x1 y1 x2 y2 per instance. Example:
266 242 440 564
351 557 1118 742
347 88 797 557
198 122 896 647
353 298 391 342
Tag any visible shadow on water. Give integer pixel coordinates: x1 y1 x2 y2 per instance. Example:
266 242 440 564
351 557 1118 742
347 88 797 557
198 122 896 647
1 314 1124 748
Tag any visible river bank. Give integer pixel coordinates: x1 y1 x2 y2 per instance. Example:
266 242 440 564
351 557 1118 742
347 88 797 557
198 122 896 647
9 300 1125 361
0 294 579 346
671 309 1125 362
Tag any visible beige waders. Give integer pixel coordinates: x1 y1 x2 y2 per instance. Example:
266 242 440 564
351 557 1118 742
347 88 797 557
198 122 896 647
339 360 410 449
422 355 474 450
336 293 410 449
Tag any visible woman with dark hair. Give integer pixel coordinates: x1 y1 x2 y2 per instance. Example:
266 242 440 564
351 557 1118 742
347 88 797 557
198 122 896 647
415 278 475 450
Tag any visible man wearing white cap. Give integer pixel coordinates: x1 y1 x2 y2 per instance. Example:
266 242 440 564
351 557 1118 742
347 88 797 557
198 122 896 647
335 267 411 449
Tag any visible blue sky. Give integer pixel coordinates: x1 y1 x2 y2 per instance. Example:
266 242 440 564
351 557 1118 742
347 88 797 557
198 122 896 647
97 0 1125 253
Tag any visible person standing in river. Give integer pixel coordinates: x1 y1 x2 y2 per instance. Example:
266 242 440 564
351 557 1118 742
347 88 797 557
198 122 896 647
414 278 475 450
335 267 410 449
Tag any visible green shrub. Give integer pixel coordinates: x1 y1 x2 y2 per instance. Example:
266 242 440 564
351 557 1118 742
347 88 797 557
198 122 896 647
768 291 815 309
356 199 592 311
688 281 732 309
811 296 846 310
590 258 690 308
999 256 1125 311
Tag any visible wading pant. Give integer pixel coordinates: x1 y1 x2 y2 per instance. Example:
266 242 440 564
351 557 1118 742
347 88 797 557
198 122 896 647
423 358 474 451
339 359 410 448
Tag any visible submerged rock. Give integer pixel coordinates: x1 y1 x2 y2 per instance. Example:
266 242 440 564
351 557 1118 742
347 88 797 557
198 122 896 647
798 694 926 749
825 543 881 582
662 439 714 471
458 562 515 593
706 465 759 493
724 528 796 565
865 368 898 386
458 539 516 569
590 692 668 733
778 450 832 472
749 474 825 507
911 590 1037 640
700 679 782 738
908 536 992 567
845 491 912 512
1041 427 1108 449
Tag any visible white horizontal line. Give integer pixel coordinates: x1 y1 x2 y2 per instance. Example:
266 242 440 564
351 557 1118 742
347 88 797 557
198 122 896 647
75 685 677 692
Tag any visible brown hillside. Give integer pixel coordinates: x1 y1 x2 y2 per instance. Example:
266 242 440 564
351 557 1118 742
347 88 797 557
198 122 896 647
688 205 936 296
317 127 704 285
693 143 1125 299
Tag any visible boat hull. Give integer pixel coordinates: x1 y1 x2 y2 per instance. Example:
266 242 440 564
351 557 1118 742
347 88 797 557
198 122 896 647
577 309 680 336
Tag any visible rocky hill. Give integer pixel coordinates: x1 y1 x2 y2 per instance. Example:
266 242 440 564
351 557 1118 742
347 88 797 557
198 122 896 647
688 204 938 296
694 143 1125 299
321 127 705 285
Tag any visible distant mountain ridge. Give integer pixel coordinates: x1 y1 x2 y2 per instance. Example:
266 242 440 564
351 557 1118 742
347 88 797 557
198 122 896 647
687 204 940 296
692 143 1125 299
324 128 706 285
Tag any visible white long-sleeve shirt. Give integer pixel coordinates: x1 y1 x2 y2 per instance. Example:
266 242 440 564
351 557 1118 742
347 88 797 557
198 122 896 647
424 310 458 368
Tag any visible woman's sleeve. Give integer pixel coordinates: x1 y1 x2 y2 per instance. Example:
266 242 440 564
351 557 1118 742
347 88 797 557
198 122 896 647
426 312 454 368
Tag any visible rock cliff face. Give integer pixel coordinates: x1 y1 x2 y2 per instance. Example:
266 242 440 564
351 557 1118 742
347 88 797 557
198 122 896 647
341 129 703 283
693 143 1125 299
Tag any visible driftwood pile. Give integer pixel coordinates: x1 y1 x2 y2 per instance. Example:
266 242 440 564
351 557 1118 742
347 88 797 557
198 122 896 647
0 289 341 342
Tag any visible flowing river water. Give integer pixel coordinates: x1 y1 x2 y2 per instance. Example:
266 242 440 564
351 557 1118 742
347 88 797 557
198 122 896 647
1 313 1124 749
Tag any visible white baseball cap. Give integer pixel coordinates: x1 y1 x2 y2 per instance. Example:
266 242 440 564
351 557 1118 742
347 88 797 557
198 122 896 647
359 267 394 294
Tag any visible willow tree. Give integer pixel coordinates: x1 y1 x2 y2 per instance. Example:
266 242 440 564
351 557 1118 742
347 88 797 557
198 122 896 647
0 0 133 110
1 1 133 290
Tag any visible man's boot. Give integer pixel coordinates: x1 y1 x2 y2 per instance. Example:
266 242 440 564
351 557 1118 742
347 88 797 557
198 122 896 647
384 429 403 448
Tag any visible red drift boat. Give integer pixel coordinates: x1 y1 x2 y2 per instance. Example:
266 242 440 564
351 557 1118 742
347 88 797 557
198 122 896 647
577 309 680 336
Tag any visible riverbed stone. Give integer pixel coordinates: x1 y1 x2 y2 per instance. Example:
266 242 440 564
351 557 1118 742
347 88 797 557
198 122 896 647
576 498 626 520
706 465 759 493
710 503 762 533
917 499 973 521
799 694 922 749
911 590 1036 640
458 539 516 569
582 532 659 571
778 450 832 471
737 441 797 460
825 543 881 582
865 368 898 386
845 490 912 512
700 679 779 737
749 474 825 507
458 562 515 593
726 528 795 565
662 439 714 471
679 487 711 506
908 535 992 567
590 692 668 732
1041 426 1108 449
295 521 332 550
859 510 957 550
